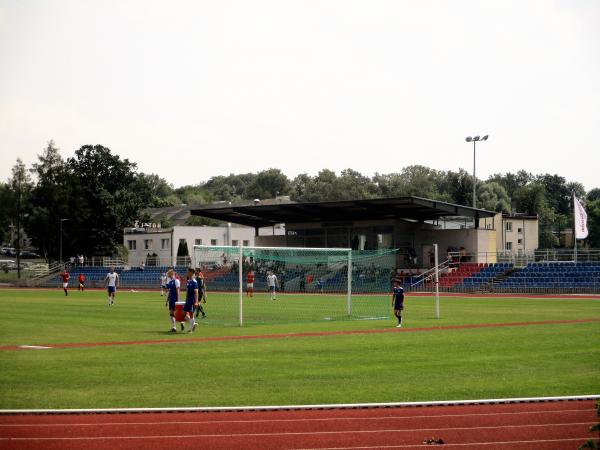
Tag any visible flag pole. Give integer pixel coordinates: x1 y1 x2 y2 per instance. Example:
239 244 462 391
573 192 577 264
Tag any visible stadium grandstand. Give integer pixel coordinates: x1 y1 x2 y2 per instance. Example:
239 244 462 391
30 196 599 295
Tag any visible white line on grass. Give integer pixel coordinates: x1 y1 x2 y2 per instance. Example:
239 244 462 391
1 394 598 415
17 345 52 349
0 408 593 427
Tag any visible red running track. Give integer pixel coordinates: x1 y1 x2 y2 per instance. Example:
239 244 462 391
0 400 598 450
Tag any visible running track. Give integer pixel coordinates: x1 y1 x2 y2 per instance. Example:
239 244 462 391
0 400 598 450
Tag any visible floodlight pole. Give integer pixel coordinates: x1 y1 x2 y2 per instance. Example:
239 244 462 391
466 135 489 209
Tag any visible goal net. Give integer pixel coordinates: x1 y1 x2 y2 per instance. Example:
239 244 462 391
193 245 398 326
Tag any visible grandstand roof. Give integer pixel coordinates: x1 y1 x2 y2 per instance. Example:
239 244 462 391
190 196 496 228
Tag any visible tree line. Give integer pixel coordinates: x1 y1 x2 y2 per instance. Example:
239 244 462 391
1 141 599 261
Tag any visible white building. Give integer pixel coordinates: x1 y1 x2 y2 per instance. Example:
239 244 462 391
123 224 285 267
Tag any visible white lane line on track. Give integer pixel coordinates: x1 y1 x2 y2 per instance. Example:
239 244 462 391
0 422 593 440
0 408 594 427
292 437 599 449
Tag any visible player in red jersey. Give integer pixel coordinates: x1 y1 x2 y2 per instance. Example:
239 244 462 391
246 270 255 297
78 273 86 291
60 270 70 296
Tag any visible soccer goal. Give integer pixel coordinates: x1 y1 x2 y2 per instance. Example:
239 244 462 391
193 244 397 326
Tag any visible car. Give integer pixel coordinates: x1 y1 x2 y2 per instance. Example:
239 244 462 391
1 248 16 257
19 251 41 259
0 259 17 270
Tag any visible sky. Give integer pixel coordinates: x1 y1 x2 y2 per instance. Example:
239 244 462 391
1 0 599 191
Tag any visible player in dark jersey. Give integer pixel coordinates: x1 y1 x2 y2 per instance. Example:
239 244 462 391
165 269 180 332
184 268 198 333
194 268 206 319
392 280 405 328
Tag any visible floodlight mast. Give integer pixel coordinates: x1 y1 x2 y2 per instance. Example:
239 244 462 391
465 134 489 209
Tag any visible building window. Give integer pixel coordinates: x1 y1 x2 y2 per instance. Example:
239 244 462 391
144 239 153 250
195 239 202 245
505 222 513 231
518 227 523 233
127 240 137 250
506 242 513 251
243 240 250 247
518 239 523 245
232 240 239 247
161 239 169 249
210 239 217 246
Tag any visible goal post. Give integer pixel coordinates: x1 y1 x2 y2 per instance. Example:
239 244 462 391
193 244 397 326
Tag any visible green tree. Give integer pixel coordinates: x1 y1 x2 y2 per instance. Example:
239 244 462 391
588 188 600 202
477 182 511 213
585 200 600 248
26 140 73 260
132 173 177 208
7 159 33 266
202 173 256 201
442 169 474 206
67 145 141 256
185 215 221 226
246 168 291 199
0 182 12 244
535 174 571 215
292 169 337 201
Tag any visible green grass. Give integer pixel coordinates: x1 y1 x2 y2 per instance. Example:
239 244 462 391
0 288 599 409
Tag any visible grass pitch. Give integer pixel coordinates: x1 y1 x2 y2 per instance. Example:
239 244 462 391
0 288 599 409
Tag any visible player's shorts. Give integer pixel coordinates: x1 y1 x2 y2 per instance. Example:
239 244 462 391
247 283 254 289
160 284 166 289
79 282 84 287
168 300 176 312
183 301 195 313
268 285 276 292
107 286 116 294
394 301 404 311
63 282 68 288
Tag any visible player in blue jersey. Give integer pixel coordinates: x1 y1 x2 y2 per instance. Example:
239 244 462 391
183 268 198 333
164 269 180 332
392 279 405 328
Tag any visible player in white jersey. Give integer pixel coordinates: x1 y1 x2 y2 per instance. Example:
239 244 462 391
160 272 167 296
105 267 119 306
266 271 278 300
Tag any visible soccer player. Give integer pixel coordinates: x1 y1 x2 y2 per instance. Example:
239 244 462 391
105 267 119 306
183 268 198 333
392 280 405 328
60 270 70 296
266 271 278 301
194 268 206 319
78 273 85 291
164 269 180 332
160 272 167 297
246 270 255 297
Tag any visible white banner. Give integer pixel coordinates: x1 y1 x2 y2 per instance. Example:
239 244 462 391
574 196 588 240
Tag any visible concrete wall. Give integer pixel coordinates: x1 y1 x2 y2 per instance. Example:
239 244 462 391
497 215 539 254
124 226 256 266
